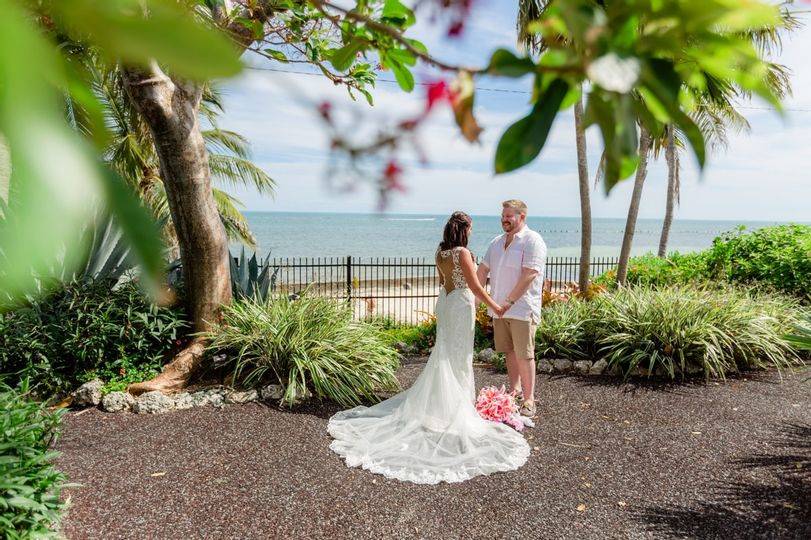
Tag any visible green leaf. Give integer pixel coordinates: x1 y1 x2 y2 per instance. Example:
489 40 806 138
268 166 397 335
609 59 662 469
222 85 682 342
330 39 366 72
53 0 242 80
382 0 416 28
406 39 428 55
100 170 164 295
640 60 706 169
486 48 536 78
388 48 416 67
389 62 415 92
359 88 374 106
494 79 570 174
263 49 289 63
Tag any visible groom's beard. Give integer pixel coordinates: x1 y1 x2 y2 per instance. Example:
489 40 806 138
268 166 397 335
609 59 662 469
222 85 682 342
502 222 513 232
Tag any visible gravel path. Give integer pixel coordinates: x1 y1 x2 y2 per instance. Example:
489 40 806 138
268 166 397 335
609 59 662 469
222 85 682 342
55 361 810 539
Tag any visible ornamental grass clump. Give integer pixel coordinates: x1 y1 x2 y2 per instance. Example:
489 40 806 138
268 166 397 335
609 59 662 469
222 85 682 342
594 287 801 379
0 380 68 539
535 299 595 360
205 294 400 407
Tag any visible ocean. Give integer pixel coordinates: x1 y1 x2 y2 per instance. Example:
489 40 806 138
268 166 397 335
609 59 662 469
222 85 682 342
237 212 794 260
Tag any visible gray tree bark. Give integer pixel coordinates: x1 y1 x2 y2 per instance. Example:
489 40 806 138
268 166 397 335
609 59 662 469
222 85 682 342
122 3 277 394
616 127 652 286
658 127 677 258
122 63 231 394
573 95 592 293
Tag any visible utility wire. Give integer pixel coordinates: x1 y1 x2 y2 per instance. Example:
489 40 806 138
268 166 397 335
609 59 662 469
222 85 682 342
246 65 811 112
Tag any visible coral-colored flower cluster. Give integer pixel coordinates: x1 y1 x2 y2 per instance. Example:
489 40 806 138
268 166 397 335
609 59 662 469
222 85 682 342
475 385 523 432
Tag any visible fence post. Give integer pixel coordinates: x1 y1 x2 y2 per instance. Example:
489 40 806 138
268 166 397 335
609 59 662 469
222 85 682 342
346 255 352 304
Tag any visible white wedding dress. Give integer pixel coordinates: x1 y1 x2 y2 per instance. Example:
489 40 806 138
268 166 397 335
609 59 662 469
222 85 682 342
328 247 530 484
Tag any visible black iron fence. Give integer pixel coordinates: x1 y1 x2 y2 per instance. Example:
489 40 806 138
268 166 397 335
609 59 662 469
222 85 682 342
265 256 619 325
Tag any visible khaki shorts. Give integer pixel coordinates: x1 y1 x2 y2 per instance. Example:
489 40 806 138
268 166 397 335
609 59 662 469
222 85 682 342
493 318 537 360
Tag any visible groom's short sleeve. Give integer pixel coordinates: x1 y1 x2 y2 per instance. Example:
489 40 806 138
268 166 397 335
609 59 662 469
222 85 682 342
522 236 546 273
481 240 494 269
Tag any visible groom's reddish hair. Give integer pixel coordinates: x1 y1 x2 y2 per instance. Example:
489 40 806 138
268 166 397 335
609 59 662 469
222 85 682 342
502 199 528 215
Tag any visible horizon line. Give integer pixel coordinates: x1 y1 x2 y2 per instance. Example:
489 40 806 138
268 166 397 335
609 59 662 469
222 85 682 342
240 210 809 224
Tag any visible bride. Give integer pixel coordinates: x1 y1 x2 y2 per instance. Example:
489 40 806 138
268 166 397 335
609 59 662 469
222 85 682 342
328 211 530 484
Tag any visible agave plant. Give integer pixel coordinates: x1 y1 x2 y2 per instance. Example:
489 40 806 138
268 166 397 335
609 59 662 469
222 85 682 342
229 247 280 302
1 200 147 309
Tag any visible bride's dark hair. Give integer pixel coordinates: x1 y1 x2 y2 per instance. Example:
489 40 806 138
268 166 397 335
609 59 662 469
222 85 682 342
439 211 472 251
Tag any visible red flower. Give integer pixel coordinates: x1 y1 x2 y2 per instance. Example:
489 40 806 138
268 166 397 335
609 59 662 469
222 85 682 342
447 20 465 37
317 101 332 121
424 80 459 112
383 160 407 193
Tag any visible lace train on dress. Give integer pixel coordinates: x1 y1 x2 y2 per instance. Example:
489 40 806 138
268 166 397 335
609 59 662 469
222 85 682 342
328 286 530 484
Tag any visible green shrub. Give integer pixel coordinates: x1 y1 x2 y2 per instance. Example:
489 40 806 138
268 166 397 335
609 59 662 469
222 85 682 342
594 287 801 379
0 380 68 538
535 299 596 360
377 303 495 354
532 287 802 380
596 225 811 301
595 252 710 289
704 224 811 300
785 312 811 352
0 280 188 396
205 295 401 407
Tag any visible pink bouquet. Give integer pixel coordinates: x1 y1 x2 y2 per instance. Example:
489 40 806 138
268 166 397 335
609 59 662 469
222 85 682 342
475 385 524 432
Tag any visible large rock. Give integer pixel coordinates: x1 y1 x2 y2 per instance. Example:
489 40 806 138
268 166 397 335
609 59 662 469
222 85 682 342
73 379 104 407
190 388 226 408
173 392 195 410
477 348 496 363
589 359 609 375
101 391 134 413
133 391 175 414
573 360 593 375
537 360 554 374
225 389 259 404
551 359 573 373
260 384 285 401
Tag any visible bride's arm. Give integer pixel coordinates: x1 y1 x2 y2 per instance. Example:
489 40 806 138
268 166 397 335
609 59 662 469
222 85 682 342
459 249 503 315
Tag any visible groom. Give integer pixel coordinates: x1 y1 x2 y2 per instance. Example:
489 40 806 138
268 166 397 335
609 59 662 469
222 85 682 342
477 200 546 417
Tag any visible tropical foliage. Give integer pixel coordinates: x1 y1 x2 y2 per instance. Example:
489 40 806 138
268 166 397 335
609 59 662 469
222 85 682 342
597 225 811 300
0 380 67 539
204 295 400 407
534 287 802 379
0 280 187 396
67 59 275 249
0 0 793 309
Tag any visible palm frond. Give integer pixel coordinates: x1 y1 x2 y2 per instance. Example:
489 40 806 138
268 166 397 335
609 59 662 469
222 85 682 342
741 4 803 56
517 0 551 54
213 189 257 247
203 128 251 159
209 154 276 195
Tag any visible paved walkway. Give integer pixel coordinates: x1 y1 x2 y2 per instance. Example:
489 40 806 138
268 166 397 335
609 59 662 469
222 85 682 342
55 361 811 539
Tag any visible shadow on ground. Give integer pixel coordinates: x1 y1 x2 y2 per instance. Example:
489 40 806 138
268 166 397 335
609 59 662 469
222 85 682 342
635 422 811 539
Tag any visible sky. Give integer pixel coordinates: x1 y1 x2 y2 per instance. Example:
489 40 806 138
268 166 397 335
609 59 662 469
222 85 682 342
216 0 811 221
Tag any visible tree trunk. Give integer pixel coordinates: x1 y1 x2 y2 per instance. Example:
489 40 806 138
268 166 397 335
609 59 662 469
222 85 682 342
616 127 652 286
658 126 677 258
573 95 592 293
122 63 231 394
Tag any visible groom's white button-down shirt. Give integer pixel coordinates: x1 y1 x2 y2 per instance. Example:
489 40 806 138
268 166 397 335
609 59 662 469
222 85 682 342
481 227 547 324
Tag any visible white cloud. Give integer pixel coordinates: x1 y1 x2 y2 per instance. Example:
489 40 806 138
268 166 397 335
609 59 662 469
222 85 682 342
218 1 811 222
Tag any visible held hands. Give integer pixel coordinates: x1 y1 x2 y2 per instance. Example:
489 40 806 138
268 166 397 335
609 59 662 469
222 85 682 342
493 304 509 318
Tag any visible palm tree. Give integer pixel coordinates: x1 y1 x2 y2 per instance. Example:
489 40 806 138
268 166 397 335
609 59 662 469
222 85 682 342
615 126 652 285
655 10 797 257
67 58 274 256
518 0 593 292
